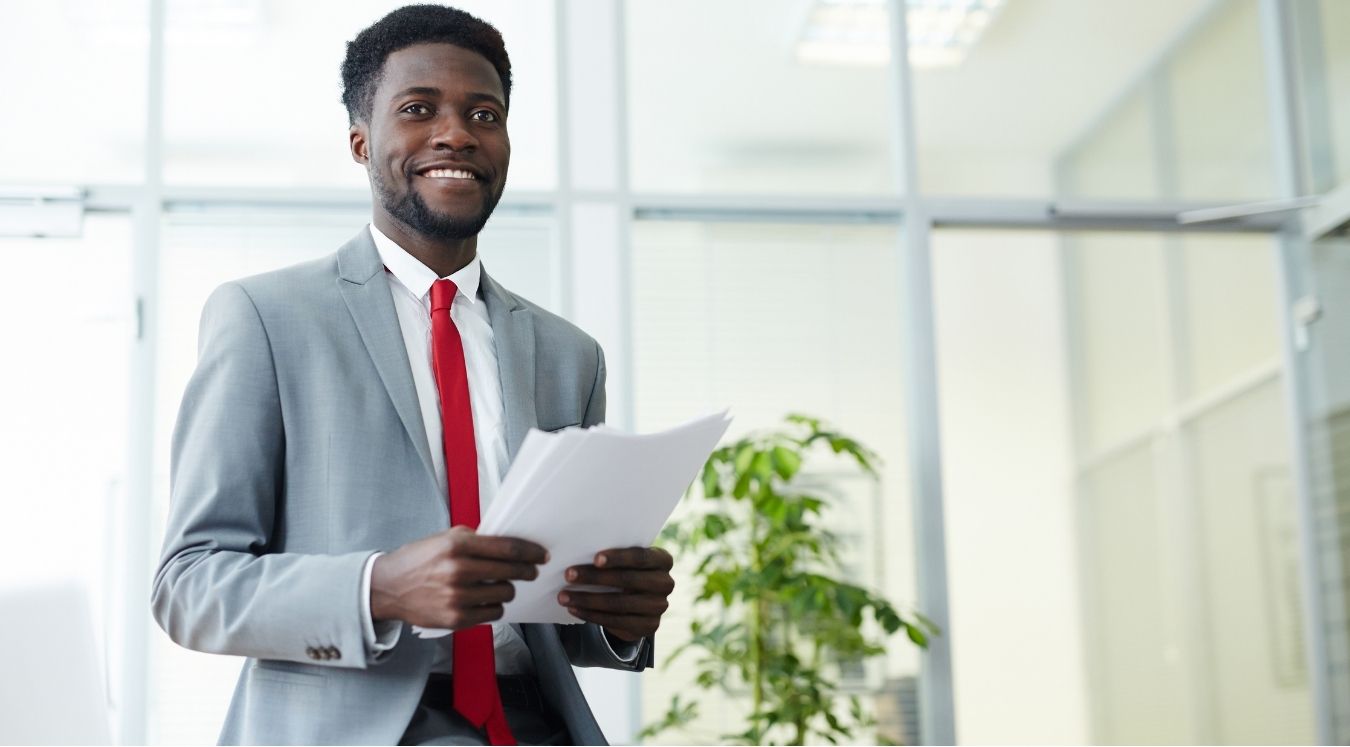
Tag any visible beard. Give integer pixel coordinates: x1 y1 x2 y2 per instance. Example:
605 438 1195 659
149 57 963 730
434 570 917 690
370 164 502 241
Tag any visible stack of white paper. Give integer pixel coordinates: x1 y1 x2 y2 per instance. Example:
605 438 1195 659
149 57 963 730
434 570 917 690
415 409 731 632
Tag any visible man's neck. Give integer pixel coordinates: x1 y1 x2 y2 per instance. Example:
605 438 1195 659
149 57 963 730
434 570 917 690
372 213 477 279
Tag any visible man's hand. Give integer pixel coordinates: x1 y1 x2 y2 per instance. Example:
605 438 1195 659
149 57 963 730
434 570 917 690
371 526 547 630
559 547 675 642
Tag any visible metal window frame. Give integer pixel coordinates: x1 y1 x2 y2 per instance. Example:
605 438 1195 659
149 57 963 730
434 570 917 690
1261 0 1340 743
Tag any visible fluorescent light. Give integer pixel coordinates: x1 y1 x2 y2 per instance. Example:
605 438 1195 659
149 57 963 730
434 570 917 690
795 0 1007 68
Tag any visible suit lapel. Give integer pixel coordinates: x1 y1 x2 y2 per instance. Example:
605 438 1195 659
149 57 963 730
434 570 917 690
481 271 538 461
334 230 438 485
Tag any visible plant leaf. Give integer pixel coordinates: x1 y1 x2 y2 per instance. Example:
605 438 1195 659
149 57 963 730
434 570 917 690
702 460 722 497
771 444 802 480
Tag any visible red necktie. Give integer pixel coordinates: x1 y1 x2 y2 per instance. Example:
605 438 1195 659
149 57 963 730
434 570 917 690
429 279 515 746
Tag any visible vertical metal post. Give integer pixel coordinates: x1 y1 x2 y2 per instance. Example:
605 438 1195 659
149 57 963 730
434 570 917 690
884 0 956 742
121 0 166 742
1258 0 1334 743
611 0 637 436
552 0 574 319
558 0 642 741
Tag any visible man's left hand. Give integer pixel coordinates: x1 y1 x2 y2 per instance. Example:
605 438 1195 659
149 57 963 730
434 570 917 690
559 546 674 642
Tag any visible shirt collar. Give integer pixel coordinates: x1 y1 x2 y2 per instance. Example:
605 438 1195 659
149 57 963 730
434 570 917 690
368 223 482 306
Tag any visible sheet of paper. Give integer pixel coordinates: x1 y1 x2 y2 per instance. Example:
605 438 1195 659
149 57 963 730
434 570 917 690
413 409 731 635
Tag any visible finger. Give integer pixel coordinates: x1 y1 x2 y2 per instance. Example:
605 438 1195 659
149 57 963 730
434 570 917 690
452 580 516 607
565 566 676 595
450 604 506 628
594 546 673 571
566 608 655 639
446 558 540 584
452 532 549 565
559 590 668 617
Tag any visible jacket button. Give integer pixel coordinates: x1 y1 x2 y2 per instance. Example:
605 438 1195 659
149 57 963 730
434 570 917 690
329 646 341 660
305 646 320 660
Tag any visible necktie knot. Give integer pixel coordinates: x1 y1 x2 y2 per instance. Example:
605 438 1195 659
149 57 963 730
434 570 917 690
430 278 459 312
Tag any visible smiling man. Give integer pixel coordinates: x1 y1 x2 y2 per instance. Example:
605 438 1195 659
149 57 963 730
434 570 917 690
151 5 673 745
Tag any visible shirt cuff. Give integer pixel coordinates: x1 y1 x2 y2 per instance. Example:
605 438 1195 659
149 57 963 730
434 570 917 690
361 552 402 654
600 626 642 663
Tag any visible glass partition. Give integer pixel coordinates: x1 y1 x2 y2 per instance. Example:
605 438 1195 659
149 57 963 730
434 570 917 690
161 0 557 191
1050 1 1274 202
0 2 147 184
931 228 1311 744
624 0 899 196
0 214 135 731
631 220 918 743
1292 0 1350 193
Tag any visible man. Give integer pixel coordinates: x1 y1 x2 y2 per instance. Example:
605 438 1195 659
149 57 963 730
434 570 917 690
151 5 674 745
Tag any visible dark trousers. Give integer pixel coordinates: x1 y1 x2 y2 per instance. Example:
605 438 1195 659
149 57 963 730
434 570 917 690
399 674 572 746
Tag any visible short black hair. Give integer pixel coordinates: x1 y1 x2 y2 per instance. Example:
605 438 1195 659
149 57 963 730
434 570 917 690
340 4 512 125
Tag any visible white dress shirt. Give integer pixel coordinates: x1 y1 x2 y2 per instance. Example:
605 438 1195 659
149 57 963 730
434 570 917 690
360 223 532 674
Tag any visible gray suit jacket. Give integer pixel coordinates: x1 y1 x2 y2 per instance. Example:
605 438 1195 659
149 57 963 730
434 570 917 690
152 229 653 745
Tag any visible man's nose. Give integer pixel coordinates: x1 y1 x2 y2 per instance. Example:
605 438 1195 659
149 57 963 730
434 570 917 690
430 114 477 151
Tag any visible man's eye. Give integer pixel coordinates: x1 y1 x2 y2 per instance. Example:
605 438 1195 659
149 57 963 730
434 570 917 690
471 110 500 123
401 103 431 115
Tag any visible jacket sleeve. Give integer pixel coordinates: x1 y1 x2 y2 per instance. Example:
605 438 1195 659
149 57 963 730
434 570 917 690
561 340 655 671
558 623 655 670
150 281 376 669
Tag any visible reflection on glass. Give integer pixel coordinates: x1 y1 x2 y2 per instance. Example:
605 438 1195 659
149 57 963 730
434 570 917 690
630 221 916 742
162 1 557 190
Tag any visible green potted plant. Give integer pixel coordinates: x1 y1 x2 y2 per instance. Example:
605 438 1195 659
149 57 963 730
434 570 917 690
641 414 937 745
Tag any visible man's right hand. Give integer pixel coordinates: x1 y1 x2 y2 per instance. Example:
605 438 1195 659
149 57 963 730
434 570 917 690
370 526 547 630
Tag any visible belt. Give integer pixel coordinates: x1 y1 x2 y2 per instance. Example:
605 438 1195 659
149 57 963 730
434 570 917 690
423 673 549 714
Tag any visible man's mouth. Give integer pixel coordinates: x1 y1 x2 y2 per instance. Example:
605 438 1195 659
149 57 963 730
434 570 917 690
419 167 479 180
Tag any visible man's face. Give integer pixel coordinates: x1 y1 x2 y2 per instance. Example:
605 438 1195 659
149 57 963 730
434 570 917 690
352 43 510 242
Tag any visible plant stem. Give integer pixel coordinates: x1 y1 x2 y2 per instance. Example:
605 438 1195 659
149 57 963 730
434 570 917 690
749 504 765 745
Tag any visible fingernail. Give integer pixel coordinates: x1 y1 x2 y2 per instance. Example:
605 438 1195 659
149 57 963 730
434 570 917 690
595 554 608 567
566 568 578 581
543 551 551 563
558 592 570 604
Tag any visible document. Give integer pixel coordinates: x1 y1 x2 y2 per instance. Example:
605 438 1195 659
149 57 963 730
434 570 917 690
414 410 732 633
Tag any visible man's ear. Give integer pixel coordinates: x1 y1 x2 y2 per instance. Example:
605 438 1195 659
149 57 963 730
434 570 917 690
349 123 369 165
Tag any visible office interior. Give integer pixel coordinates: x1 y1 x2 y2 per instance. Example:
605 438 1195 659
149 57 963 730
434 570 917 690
1 0 1348 744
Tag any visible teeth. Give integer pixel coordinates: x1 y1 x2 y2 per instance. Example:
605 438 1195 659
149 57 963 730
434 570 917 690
422 168 476 179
